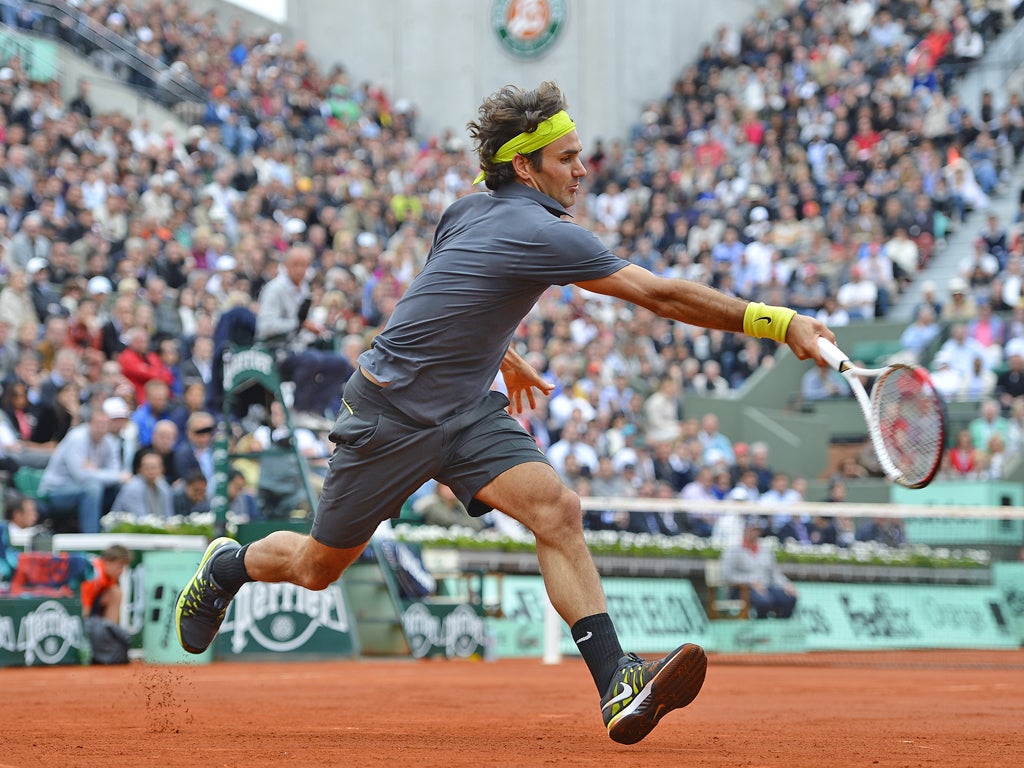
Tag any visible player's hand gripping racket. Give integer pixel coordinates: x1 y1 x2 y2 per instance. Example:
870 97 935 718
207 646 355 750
817 337 945 489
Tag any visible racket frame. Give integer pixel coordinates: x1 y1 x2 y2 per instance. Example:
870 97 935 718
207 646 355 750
817 337 943 488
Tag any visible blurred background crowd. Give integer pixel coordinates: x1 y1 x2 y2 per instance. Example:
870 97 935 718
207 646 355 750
0 0 1023 547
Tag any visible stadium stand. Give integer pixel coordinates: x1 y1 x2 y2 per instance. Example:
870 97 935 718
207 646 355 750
0 0 1022 554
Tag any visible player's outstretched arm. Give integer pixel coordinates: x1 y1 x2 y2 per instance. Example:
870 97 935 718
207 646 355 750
501 346 555 414
576 263 834 365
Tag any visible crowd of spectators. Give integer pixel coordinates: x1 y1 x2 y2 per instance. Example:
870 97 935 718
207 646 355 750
0 1 1022 548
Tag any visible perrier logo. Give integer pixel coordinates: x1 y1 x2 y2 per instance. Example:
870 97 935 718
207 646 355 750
492 0 566 58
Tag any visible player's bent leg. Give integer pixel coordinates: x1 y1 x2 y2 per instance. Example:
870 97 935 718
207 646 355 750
245 532 367 591
176 533 367 654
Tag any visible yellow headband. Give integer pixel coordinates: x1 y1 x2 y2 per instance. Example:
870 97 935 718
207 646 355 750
473 110 576 184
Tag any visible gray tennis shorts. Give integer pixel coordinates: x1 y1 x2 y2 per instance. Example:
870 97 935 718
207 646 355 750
310 370 551 549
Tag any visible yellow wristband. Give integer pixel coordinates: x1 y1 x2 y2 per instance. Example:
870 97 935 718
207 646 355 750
743 302 797 343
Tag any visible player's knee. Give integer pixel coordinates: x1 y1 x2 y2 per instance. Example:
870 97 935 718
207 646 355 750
534 488 583 542
299 564 343 591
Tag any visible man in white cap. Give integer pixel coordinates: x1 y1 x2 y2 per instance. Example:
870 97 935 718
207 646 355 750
941 276 978 322
103 395 138 472
26 256 62 322
87 275 113 297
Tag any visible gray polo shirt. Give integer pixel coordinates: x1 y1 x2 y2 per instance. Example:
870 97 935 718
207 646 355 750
360 183 626 424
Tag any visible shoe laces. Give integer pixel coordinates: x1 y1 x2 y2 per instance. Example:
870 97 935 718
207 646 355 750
180 576 229 622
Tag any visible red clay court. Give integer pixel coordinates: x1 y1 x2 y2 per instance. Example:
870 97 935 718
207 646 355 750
5 650 1023 768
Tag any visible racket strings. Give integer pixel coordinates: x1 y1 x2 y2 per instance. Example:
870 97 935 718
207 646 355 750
871 366 945 488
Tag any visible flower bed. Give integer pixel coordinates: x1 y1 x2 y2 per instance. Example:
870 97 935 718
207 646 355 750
99 514 991 570
394 524 991 570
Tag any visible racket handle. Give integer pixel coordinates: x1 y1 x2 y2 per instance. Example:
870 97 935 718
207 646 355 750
817 336 849 372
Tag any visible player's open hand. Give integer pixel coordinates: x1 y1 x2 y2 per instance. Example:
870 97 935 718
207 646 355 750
500 346 555 414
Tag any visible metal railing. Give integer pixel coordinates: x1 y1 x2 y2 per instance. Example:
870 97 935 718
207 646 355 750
9 1 207 108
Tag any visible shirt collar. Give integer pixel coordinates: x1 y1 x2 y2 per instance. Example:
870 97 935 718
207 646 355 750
492 183 573 219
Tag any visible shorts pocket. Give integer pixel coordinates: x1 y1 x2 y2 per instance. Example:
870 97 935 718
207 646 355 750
330 408 382 453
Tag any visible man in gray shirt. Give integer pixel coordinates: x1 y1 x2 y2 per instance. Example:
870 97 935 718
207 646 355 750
40 407 128 533
178 81 835 744
256 243 354 416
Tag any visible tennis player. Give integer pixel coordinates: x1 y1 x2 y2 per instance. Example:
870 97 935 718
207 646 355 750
177 81 835 744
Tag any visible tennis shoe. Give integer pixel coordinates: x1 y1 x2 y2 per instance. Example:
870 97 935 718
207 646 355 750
175 537 240 654
600 643 707 745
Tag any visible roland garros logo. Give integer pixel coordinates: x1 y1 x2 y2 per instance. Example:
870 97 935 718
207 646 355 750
492 0 566 58
220 582 350 654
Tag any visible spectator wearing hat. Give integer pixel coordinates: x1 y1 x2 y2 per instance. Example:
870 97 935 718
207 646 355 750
86 275 113 299
26 256 63 322
941 277 979 323
102 395 138 469
914 279 945 318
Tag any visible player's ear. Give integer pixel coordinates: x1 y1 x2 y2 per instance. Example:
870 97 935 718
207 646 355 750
511 153 533 182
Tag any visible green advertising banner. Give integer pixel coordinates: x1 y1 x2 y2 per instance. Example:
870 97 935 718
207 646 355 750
796 583 1018 650
214 580 358 661
893 482 1024 545
487 574 1018 657
707 619 807 654
991 562 1024 643
0 597 85 667
493 575 710 657
400 600 485 659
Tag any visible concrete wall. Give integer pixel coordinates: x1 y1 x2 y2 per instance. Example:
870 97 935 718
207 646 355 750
55 48 187 136
198 0 780 146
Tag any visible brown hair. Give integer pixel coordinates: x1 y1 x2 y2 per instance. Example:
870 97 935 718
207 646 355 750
100 544 131 564
467 81 568 190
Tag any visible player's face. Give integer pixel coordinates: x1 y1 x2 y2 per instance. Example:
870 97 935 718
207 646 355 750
522 130 586 210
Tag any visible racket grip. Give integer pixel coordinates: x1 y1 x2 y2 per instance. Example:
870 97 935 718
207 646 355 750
817 337 849 371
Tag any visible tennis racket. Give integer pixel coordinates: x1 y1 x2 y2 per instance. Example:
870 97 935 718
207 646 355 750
817 337 945 489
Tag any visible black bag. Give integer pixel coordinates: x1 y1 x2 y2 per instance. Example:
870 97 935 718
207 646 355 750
85 615 131 665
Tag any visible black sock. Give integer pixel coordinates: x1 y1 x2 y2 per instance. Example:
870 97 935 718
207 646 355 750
211 543 253 595
572 613 624 693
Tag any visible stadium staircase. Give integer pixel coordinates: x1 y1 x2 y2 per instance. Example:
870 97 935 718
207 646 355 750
892 16 1024 323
